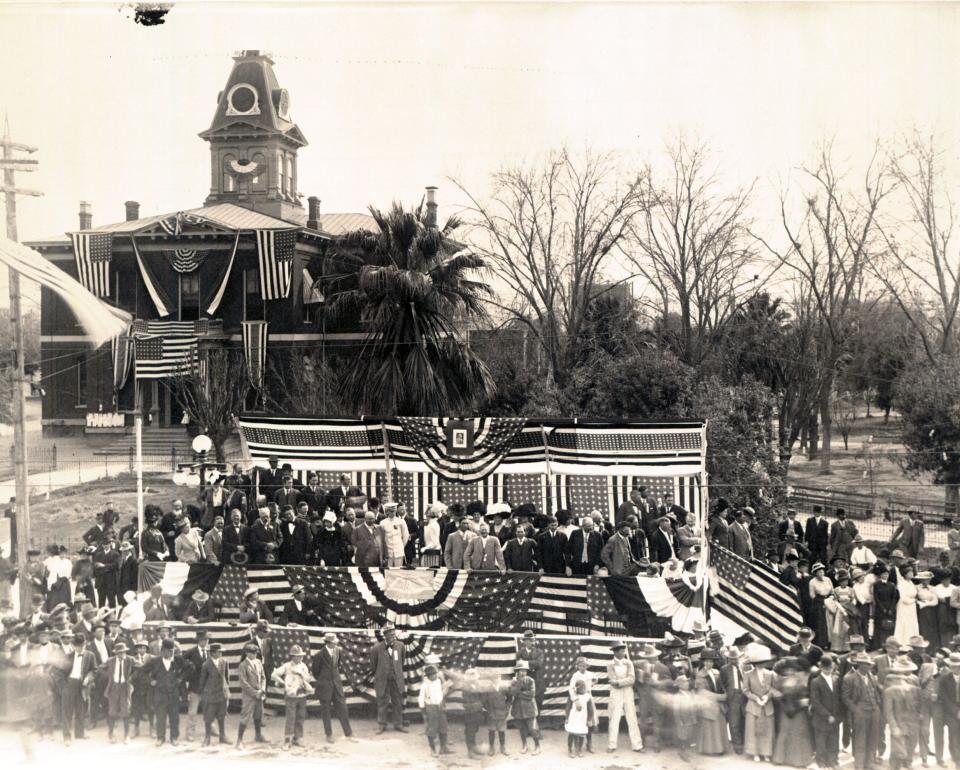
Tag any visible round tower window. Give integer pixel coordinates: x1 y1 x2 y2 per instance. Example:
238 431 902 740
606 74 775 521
227 84 258 115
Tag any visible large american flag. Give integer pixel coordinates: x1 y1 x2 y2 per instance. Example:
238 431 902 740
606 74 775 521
133 334 200 380
256 229 297 300
710 544 803 650
70 232 113 297
242 320 269 390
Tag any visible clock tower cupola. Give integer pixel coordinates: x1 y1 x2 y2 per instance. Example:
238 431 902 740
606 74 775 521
200 50 307 223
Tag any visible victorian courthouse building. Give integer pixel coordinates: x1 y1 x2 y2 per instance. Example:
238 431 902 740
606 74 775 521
30 51 398 435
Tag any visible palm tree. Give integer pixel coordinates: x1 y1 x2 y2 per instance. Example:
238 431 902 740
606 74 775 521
321 201 495 415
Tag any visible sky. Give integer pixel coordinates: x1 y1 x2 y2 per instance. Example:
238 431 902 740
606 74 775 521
1 1 959 308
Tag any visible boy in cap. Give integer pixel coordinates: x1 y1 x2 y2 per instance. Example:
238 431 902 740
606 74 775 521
418 662 452 756
237 642 268 749
198 642 230 746
509 660 541 755
271 643 315 748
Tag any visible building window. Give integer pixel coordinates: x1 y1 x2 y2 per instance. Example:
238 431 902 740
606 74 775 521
251 152 266 192
180 273 200 321
223 154 236 193
76 354 87 408
285 155 294 197
277 151 285 197
244 268 264 320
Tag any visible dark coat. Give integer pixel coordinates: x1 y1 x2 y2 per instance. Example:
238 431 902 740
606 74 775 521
248 519 279 564
503 538 537 572
312 646 346 699
778 519 804 541
282 597 318 626
277 518 312 565
299 485 325 515
369 640 404 696
222 523 248 563
184 646 212 694
649 527 678 563
810 672 842 722
535 530 568 574
118 553 139 596
313 526 350 567
565 529 604 575
805 517 830 563
197 656 230 704
148 654 194 700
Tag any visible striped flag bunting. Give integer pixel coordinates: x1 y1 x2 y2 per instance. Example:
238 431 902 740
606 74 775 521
242 320 269 390
203 232 240 316
131 236 173 317
145 620 655 716
162 248 210 273
0 236 130 346
158 211 209 237
397 417 527 482
238 416 706 479
69 231 113 297
709 544 803 650
256 229 297 300
111 331 133 393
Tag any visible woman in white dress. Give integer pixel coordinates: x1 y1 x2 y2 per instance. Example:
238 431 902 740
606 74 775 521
893 565 919 645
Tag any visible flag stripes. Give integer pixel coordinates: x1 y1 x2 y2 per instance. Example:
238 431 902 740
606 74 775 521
133 334 200 379
256 229 297 300
242 320 268 390
710 545 803 650
70 232 113 297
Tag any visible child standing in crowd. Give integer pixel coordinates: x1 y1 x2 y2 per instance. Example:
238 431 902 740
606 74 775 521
460 668 488 759
483 674 511 757
418 663 452 757
567 655 596 753
565 679 594 757
236 642 267 749
271 644 315 749
510 660 541 755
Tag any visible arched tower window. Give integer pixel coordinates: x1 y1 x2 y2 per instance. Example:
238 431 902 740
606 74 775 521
222 154 236 193
285 155 294 197
251 153 266 192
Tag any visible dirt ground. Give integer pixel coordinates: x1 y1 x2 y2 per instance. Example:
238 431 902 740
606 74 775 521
0 713 855 770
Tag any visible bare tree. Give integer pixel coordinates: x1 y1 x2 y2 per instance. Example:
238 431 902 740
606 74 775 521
263 349 346 414
757 141 894 472
172 348 249 462
452 148 645 386
873 133 960 362
630 139 762 365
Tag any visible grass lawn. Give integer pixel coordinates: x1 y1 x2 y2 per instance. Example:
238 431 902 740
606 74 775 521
24 473 188 552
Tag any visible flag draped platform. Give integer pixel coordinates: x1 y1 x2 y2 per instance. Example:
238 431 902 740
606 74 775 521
138 560 802 650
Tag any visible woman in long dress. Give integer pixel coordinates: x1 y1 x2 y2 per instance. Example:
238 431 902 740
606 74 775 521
894 565 920 646
809 563 834 649
826 569 856 652
916 571 940 649
743 650 776 762
771 658 814 768
694 650 729 756
934 568 959 650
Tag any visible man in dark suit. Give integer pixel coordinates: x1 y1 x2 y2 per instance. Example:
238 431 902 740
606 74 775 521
117 540 138 599
312 632 353 743
222 509 248 564
503 525 537 572
369 625 406 734
57 633 97 744
565 518 604 575
890 509 925 559
535 517 567 574
197 642 230 745
829 508 859 563
616 487 645 528
788 626 824 669
248 506 279 565
273 476 300 512
626 515 647 561
939 654 960 767
93 536 121 608
649 516 679 563
325 474 354 515
778 509 805 541
842 652 883 770
720 647 747 754
148 638 194 746
82 512 108 547
256 456 284 503
810 654 842 768
729 511 754 560
708 509 731 549
183 630 212 741
298 474 325 516
354 510 384 568
282 585 318 626
277 504 311 565
805 506 830 565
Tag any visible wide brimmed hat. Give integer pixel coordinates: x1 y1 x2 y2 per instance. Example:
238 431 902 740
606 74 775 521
748 645 773 664
635 644 660 659
811 562 826 573
948 653 960 667
916 571 934 581
733 633 755 647
909 635 929 649
323 633 339 644
113 642 128 653
322 511 337 524
700 649 721 662
852 534 864 543
289 645 305 657
291 584 305 594
243 586 259 598
850 568 866 581
849 652 873 666
611 641 627 652
514 660 529 670
797 626 814 640
890 660 918 674
656 634 686 651
777 656 803 672
849 635 866 647
192 589 209 602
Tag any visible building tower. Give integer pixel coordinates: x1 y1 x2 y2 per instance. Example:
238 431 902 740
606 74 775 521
199 50 308 223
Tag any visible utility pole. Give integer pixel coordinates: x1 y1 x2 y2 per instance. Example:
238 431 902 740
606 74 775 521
1 115 41 616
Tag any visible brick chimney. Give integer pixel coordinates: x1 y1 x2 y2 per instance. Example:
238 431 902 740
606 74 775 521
124 201 140 222
307 196 321 231
78 201 92 230
424 186 438 229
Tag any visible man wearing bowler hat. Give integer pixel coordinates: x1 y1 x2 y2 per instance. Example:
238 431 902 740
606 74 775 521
148 636 194 746
370 623 407 734
312 632 353 743
198 641 229 746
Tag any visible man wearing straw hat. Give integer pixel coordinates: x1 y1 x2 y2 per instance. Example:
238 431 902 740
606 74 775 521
271 642 315 749
885 659 922 770
842 651 883 770
606 640 644 753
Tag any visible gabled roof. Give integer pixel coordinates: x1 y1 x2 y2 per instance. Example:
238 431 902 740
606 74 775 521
320 212 379 236
78 202 304 236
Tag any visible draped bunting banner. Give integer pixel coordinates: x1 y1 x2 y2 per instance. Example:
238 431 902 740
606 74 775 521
143 621 664 716
131 235 173 317
161 248 210 273
203 231 240 316
242 320 268 390
397 417 527 482
111 328 133 394
238 416 706 479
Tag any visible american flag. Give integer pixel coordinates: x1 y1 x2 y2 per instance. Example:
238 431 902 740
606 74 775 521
396 417 527 482
158 211 209 237
133 334 200 380
256 229 297 300
242 320 269 390
710 544 803 650
70 232 113 297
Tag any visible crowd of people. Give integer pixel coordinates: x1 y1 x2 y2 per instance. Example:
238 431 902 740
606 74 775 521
3 600 960 769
